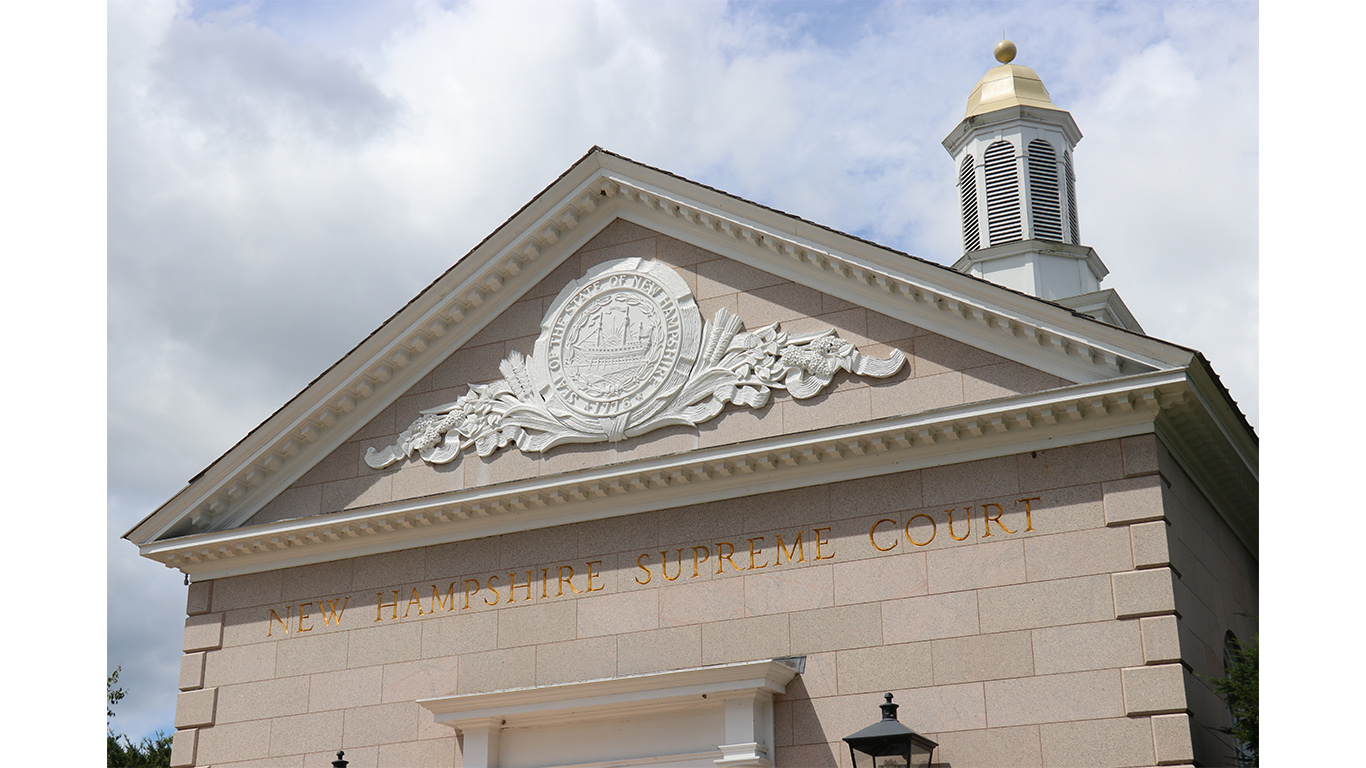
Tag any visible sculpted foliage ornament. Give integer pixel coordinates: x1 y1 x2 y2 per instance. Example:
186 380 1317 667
365 258 906 470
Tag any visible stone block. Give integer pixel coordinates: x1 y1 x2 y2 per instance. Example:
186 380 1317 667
1152 713 1196 765
744 563 834 616
274 630 349 678
195 719 272 765
926 538 1026 593
835 642 933 694
833 550 927 605
346 620 423 668
893 681 988 733
186 581 213 615
831 470 923 518
322 472 393 512
789 603 881 654
659 576 746 627
697 398 784 448
738 281 825 328
458 646 536 694
216 677 310 723
535 636 618 685
963 361 1062 401
782 386 871 434
657 234 720 267
1131 520 1173 569
915 332 1004 375
497 600 577 648
421 610 499 658
932 630 1034 685
1018 439 1125 491
577 589 659 637
578 509 660 556
695 257 785 300
616 625 702 676
380 656 460 704
378 738 458 768
268 710 345 758
342 701 419 749
183 612 223 652
351 548 430 592
1039 716 1156 767
1113 568 1176 619
174 687 217 729
1031 619 1143 675
308 666 383 713
1121 434 1160 476
179 652 205 691
1103 475 1167 526
869 368 964 419
212 570 283 612
977 574 1113 633
1024 526 1133 581
742 485 832 534
202 642 277 687
701 613 790 665
280 558 355 604
169 728 197 768
882 590 980 643
935 724 1042 768
220 606 273 648
1141 615 1183 665
1122 663 1188 715
922 455 1020 507
985 669 1124 727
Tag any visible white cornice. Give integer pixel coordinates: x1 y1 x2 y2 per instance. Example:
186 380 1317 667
126 149 1212 556
137 371 1247 581
420 658 800 730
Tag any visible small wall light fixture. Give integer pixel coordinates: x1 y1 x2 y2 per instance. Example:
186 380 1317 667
331 750 348 768
842 693 938 768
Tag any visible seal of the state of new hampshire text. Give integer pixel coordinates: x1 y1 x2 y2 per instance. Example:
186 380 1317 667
364 257 905 469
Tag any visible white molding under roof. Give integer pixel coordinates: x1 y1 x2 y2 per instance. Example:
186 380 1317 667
135 368 1256 581
420 658 802 768
125 148 1228 560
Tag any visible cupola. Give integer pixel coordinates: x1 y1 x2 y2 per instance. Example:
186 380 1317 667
943 40 1141 332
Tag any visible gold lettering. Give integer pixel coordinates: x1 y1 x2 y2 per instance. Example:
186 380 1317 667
463 579 481 610
982 503 1014 537
297 602 314 633
1016 497 1040 531
319 597 349 626
716 541 742 574
542 568 550 598
947 508 972 541
509 571 533 603
813 527 835 560
376 590 399 622
773 532 805 565
484 574 501 606
661 549 683 581
635 553 653 585
404 587 426 618
869 519 899 551
430 584 455 614
558 565 582 596
691 545 710 577
748 537 768 569
905 513 936 546
586 560 605 592
268 605 292 637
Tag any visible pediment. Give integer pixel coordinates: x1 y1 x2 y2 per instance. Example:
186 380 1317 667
127 148 1233 577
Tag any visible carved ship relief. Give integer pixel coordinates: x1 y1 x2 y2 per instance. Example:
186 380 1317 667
365 257 906 469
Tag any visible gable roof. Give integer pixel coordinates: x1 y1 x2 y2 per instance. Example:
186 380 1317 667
125 147 1256 576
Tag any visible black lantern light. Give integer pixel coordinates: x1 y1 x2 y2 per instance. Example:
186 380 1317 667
842 693 938 768
331 750 348 768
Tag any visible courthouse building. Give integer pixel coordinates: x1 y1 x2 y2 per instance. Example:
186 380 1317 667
126 42 1258 768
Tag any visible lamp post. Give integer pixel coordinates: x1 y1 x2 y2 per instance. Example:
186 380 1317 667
842 693 938 768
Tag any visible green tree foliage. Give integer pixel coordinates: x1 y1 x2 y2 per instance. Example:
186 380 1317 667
108 666 172 768
1210 635 1258 767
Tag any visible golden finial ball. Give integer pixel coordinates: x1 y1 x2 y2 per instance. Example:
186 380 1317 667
994 39 1017 64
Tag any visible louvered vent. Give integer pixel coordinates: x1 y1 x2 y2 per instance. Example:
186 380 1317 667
959 155 980 252
984 140 1021 245
1065 151 1080 243
1027 139 1063 241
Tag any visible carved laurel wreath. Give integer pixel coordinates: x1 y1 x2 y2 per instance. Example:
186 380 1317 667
365 260 905 470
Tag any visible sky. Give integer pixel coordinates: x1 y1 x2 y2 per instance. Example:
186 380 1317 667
102 0 1264 748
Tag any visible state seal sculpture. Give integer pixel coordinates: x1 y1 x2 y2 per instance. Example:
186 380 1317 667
364 257 906 469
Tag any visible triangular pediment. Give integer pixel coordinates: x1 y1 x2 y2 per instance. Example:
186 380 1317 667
128 148 1251 578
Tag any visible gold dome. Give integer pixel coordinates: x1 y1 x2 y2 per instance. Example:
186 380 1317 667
963 43 1060 118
